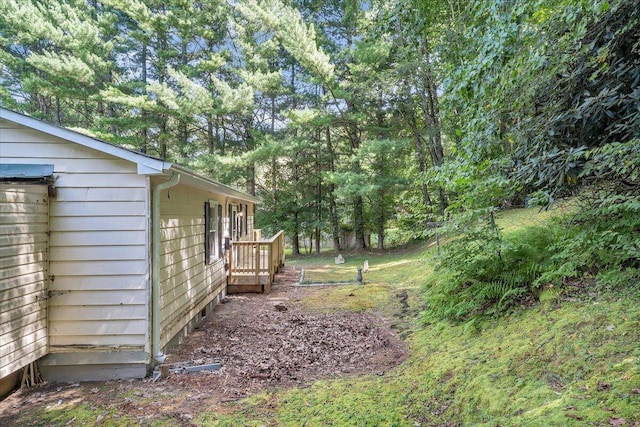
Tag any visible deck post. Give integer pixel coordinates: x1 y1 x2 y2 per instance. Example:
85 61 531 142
268 241 274 283
255 242 260 290
228 244 233 284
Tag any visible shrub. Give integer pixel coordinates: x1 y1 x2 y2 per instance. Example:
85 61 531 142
424 172 639 323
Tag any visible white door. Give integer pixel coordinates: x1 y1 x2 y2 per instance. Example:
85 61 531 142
0 183 49 379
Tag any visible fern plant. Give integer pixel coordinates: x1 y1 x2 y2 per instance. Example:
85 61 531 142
423 220 558 322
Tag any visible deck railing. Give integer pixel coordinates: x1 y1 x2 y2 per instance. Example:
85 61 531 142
228 230 285 292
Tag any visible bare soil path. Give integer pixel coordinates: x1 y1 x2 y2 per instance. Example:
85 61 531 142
0 267 409 425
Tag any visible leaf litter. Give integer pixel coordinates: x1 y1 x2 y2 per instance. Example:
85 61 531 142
0 267 409 425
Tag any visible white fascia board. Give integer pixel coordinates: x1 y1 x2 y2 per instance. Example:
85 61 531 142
137 163 170 175
1 108 170 175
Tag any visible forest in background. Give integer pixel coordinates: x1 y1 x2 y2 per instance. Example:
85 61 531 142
1 4 638 423
1 0 638 261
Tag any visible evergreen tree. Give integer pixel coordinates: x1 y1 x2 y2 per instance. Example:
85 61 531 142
0 0 113 128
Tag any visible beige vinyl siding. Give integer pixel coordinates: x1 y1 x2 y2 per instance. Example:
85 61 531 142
48 168 148 348
157 184 226 348
0 184 49 379
1 120 150 370
1 114 258 380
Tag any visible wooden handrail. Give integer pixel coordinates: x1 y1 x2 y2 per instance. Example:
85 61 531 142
227 230 285 292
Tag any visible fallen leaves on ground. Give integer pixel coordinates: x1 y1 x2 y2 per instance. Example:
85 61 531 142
0 267 409 425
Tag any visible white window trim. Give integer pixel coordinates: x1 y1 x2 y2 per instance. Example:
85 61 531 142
206 200 222 264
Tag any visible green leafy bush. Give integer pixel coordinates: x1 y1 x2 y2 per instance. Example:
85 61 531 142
538 139 640 287
426 161 639 323
424 214 560 322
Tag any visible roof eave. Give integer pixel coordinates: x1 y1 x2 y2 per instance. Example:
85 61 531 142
1 108 169 174
168 164 261 204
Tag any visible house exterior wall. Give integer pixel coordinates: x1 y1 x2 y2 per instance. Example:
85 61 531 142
0 183 49 380
156 183 255 351
0 119 149 381
1 113 260 382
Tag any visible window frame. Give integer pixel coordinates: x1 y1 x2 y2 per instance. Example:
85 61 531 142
204 200 222 265
229 204 238 241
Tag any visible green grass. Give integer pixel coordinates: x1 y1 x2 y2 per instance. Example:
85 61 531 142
287 242 432 318
288 241 435 285
493 202 573 234
16 402 163 427
201 292 639 426
198 206 640 426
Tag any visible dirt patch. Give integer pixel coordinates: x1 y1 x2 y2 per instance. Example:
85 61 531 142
0 267 409 424
164 266 408 397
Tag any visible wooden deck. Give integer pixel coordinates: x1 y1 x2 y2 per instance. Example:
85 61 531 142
227 230 285 293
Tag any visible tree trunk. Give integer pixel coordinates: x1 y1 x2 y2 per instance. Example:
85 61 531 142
292 216 300 256
314 135 322 255
244 124 256 196
345 117 366 250
218 115 226 155
83 98 89 128
157 25 168 159
326 128 341 253
178 121 188 159
376 193 385 250
291 159 301 256
418 37 447 214
270 94 277 205
403 102 434 214
247 163 256 196
159 119 167 159
140 40 148 154
315 227 321 254
271 157 277 205
374 149 386 251
207 116 215 154
353 193 365 249
55 95 61 125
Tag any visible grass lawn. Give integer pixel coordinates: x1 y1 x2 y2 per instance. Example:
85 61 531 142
200 206 640 426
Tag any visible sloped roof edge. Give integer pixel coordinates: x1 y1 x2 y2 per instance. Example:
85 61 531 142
1 107 170 173
169 164 261 204
0 108 260 204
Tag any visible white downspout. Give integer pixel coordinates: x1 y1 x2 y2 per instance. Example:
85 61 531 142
152 173 180 363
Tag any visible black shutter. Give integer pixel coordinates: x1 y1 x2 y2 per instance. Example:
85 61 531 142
204 201 211 263
217 204 223 257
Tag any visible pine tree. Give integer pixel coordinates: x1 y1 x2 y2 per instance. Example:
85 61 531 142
0 0 113 128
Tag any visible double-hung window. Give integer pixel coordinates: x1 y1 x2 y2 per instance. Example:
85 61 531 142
244 204 248 236
204 201 222 264
229 204 238 241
